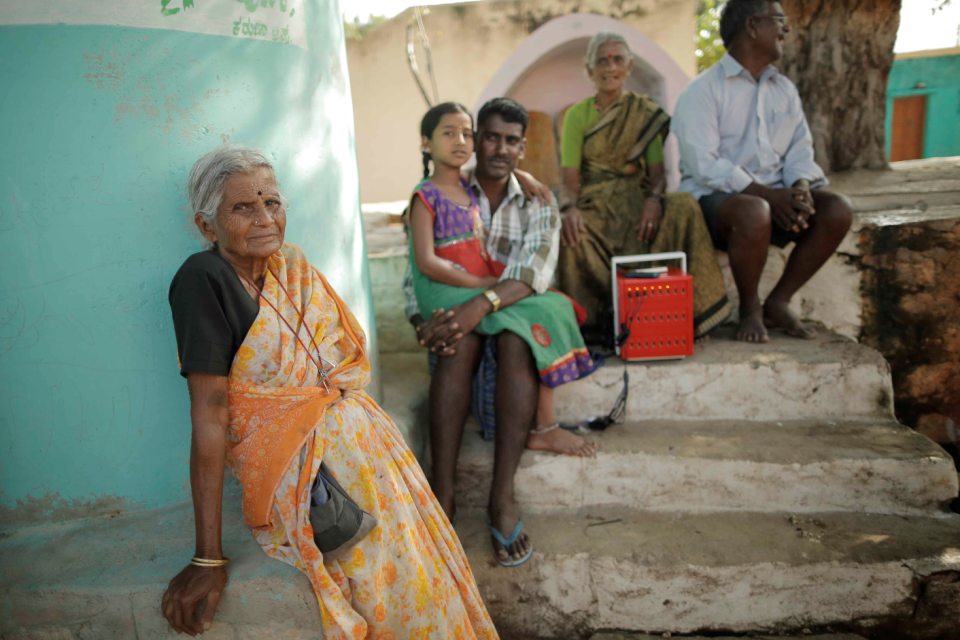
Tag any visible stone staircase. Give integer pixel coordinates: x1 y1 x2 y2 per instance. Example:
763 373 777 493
365 164 960 638
376 333 960 638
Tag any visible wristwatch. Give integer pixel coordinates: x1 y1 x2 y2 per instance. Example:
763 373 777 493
482 289 501 312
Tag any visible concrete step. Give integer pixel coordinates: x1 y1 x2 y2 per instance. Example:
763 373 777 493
370 253 421 355
379 353 431 461
454 418 959 517
365 222 407 256
554 327 893 422
455 507 960 638
6 504 956 640
1 501 321 639
362 200 407 256
378 328 895 426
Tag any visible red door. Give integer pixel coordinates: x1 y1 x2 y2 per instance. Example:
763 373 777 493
890 95 926 161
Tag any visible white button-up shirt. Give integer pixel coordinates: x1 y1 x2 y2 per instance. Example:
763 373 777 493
672 53 827 199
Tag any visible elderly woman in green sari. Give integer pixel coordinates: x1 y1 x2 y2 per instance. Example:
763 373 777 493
558 32 731 344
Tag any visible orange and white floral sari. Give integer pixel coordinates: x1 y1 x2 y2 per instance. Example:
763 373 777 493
226 244 497 639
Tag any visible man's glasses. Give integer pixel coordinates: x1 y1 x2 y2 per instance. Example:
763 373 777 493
755 13 789 28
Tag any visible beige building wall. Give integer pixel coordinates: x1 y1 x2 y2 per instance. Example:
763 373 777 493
347 0 697 203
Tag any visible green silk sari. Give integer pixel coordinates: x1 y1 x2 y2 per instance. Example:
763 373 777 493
558 92 731 338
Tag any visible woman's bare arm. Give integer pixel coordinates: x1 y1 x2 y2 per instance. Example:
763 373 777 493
637 158 666 243
561 166 581 205
188 373 229 558
560 167 586 246
161 373 230 635
646 159 666 198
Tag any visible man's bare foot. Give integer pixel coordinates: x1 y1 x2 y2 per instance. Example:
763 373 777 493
763 299 816 339
737 304 769 343
526 424 597 457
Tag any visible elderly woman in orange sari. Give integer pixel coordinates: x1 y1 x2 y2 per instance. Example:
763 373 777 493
161 146 498 638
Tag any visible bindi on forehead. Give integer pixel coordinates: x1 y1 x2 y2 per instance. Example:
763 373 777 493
222 178 278 208
594 43 630 68
230 183 275 195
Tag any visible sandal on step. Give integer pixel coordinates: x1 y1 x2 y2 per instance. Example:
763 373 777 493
490 520 533 568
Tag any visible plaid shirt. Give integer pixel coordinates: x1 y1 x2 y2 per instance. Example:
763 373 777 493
403 170 560 320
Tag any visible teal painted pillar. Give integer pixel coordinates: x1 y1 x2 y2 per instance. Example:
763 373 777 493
0 0 374 520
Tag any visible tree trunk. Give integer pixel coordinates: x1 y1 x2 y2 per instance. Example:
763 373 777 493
781 0 901 173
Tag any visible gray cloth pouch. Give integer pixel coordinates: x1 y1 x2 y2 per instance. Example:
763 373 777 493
309 462 377 560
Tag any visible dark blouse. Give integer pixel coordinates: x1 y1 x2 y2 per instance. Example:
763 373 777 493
169 249 260 377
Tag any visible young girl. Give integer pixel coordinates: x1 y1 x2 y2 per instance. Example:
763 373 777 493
408 102 597 460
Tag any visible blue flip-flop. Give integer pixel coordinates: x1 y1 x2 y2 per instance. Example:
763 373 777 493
490 519 533 568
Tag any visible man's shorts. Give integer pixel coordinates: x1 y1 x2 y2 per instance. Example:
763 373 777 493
699 191 803 251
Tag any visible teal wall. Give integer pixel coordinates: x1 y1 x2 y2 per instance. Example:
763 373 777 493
0 0 376 521
885 51 960 159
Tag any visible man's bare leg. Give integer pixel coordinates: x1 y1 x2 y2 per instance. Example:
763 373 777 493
428 332 484 521
489 331 538 564
717 194 773 342
764 191 853 338
526 385 597 457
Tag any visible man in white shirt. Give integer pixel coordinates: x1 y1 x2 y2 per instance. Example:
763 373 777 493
672 0 853 343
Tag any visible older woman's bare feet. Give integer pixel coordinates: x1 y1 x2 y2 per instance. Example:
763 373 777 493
737 303 769 343
526 424 597 457
763 298 817 339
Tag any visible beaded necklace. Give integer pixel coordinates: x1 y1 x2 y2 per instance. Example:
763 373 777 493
238 268 333 391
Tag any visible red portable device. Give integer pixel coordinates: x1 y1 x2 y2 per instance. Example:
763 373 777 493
611 252 694 361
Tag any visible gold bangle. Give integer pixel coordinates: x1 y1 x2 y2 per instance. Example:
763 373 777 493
191 556 229 568
482 289 501 312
